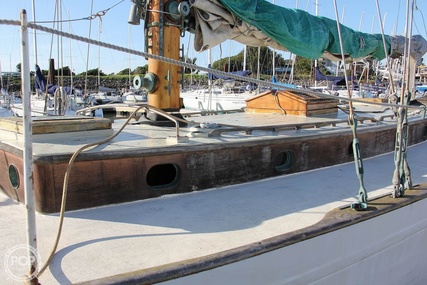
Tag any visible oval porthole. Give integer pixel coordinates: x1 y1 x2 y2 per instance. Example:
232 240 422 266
8 164 20 189
274 151 295 172
147 163 180 189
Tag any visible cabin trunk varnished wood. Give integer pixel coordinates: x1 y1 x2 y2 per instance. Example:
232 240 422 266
0 117 426 213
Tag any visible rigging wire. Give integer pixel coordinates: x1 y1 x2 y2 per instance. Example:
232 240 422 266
400 0 413 100
48 1 58 64
332 0 368 209
396 0 401 35
32 0 125 24
331 0 352 110
84 0 94 97
375 0 396 95
413 1 427 40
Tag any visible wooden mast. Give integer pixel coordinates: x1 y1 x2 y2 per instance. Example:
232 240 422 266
146 0 181 111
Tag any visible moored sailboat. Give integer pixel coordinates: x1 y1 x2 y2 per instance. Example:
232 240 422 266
1 1 427 284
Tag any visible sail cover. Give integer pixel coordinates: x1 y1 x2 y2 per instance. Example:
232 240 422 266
34 65 72 95
191 0 427 61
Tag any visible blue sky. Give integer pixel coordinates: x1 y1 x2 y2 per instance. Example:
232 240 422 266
1 0 426 74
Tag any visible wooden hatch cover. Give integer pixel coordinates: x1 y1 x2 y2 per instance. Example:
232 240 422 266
0 116 112 135
245 89 339 116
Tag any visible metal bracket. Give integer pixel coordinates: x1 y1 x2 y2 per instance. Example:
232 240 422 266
349 114 368 210
180 44 185 87
159 0 164 56
164 69 171 96
392 97 412 198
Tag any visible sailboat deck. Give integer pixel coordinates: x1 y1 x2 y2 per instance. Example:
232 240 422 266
0 105 426 283
2 0 427 282
1 141 426 284
0 105 399 159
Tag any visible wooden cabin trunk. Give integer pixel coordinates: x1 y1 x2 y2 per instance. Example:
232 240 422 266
245 90 339 116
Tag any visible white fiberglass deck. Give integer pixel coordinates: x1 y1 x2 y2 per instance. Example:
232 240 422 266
1 139 426 284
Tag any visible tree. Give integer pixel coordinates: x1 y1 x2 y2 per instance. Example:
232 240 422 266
117 68 131 76
133 65 148 75
293 56 313 79
78 68 105 76
245 46 264 73
212 53 243 72
16 63 21 72
211 46 289 75
56 66 74 76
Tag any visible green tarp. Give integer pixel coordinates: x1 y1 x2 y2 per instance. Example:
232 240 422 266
218 0 390 60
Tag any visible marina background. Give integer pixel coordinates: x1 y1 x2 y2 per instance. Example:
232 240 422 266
1 0 426 75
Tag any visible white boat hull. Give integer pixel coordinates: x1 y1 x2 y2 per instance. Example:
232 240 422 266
181 88 257 111
159 196 427 285
2 147 426 284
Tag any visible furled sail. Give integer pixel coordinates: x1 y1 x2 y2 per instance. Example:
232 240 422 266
190 0 427 61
